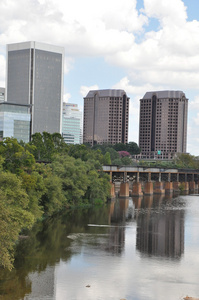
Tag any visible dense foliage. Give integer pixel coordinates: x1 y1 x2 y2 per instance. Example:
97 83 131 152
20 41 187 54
0 134 111 270
91 142 141 166
139 153 199 169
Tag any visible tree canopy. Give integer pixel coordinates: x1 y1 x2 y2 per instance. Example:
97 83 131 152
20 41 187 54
0 134 111 270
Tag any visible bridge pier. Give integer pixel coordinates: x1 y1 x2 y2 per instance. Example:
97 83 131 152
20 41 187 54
110 183 115 198
173 182 180 192
189 181 196 192
119 182 129 197
132 182 143 197
144 182 153 195
154 182 165 195
165 182 173 194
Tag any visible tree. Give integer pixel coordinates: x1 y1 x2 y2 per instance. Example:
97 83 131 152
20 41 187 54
0 137 35 174
0 172 34 269
121 156 132 165
118 151 131 158
105 147 119 162
52 154 89 205
174 153 197 169
29 132 68 161
103 152 111 165
112 158 123 166
41 174 65 216
86 170 110 203
126 142 141 155
113 143 128 151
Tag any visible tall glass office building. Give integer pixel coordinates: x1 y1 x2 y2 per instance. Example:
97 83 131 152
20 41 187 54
62 103 82 144
0 103 31 143
6 41 64 135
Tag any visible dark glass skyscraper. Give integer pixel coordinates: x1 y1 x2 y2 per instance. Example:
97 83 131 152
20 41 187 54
83 89 129 146
6 41 64 135
139 90 188 159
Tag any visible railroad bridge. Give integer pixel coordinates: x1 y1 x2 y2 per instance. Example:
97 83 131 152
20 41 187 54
103 165 199 198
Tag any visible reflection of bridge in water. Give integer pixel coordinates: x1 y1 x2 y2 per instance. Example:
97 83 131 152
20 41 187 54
108 195 185 259
103 165 199 197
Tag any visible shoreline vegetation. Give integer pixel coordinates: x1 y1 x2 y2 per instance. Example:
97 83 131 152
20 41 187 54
0 133 112 270
0 133 198 270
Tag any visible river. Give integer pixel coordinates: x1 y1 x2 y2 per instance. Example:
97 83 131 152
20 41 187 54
1 193 199 300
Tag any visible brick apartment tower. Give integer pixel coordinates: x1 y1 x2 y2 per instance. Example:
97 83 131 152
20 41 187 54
83 89 129 146
139 91 188 159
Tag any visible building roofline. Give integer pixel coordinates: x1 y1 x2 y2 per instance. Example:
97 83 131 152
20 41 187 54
84 89 128 98
0 101 32 107
142 90 188 100
7 41 64 55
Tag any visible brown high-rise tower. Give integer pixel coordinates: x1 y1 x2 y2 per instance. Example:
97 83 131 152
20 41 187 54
139 91 188 159
83 89 129 146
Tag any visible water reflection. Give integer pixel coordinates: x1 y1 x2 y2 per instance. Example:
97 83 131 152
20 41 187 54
135 195 185 259
106 199 134 255
1 194 198 300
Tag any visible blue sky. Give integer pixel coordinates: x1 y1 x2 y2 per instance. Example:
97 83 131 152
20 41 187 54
0 0 199 155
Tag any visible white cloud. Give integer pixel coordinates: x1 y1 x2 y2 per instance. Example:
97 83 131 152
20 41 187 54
0 0 146 57
189 95 199 110
193 113 199 126
80 85 99 98
63 93 71 103
143 0 187 26
64 57 74 75
112 76 164 96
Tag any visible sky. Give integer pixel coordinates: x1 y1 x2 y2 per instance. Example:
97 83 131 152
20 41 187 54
0 0 199 155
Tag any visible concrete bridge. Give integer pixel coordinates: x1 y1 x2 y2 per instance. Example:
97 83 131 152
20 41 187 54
103 165 199 198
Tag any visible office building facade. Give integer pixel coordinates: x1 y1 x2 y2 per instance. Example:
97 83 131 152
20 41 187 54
0 102 31 143
62 102 82 144
139 90 188 159
83 89 129 146
6 41 64 135
0 87 5 102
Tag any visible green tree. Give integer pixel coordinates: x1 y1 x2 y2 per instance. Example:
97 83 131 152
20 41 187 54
86 170 110 203
113 143 128 151
29 132 68 161
174 153 196 169
41 174 65 216
126 142 141 155
105 147 119 162
30 132 55 161
121 156 132 165
0 172 34 270
52 154 89 205
52 132 68 153
0 137 35 174
20 170 45 220
112 158 123 166
103 152 111 165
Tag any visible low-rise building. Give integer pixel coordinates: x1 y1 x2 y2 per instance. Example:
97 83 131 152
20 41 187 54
62 103 82 144
0 102 31 143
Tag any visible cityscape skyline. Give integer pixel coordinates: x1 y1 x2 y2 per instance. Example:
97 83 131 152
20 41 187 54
0 0 199 154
